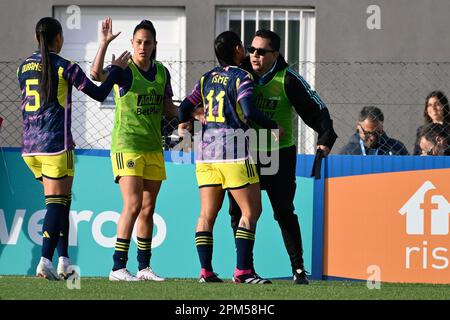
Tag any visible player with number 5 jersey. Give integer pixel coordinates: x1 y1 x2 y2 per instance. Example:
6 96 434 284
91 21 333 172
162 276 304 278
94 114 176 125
17 17 130 281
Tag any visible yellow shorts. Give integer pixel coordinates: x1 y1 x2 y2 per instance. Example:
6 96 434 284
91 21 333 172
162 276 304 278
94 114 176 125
196 159 259 189
22 150 75 180
111 151 166 183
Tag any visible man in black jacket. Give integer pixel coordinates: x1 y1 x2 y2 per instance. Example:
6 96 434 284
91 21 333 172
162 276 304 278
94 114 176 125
340 106 409 155
228 29 337 284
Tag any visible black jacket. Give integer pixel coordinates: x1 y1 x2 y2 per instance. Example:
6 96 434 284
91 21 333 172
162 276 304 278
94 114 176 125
339 132 410 155
240 55 338 150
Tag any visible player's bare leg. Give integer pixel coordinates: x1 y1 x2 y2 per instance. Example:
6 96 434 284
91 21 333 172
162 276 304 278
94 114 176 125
229 183 271 284
136 180 165 281
196 186 224 282
109 177 143 281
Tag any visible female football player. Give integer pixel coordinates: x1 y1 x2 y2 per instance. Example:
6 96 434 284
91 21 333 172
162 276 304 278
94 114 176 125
91 18 178 281
17 17 130 280
178 31 283 284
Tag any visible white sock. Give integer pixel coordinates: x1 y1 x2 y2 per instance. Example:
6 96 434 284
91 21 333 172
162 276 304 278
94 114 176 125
40 257 53 265
59 256 70 264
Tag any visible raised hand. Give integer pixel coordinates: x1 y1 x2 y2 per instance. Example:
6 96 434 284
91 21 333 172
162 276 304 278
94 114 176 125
111 51 132 70
100 17 121 44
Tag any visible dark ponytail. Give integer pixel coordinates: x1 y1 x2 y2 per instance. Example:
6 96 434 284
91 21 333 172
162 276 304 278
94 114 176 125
35 17 62 103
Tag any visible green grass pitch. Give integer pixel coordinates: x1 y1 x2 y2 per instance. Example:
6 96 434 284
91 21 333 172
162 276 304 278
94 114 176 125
0 276 449 300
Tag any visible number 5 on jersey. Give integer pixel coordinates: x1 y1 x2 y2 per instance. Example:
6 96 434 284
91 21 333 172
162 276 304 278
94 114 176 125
205 90 225 123
25 79 41 112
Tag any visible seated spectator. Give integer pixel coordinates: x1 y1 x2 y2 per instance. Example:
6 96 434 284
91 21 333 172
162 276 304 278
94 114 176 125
413 91 450 155
418 123 450 156
340 106 409 155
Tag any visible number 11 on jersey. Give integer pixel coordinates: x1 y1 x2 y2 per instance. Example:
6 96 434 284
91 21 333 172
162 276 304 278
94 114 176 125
205 90 225 123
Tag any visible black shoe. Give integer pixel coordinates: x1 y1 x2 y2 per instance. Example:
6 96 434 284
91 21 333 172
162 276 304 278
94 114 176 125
293 269 309 285
199 272 224 283
233 272 272 284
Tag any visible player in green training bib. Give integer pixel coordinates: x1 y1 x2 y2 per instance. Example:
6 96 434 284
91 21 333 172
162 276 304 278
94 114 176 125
91 18 178 282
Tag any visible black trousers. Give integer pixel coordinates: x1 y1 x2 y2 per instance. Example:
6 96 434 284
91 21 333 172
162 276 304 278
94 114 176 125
228 145 305 273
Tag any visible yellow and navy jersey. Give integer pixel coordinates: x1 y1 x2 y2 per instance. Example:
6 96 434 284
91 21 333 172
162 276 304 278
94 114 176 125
186 66 254 162
188 66 253 130
17 51 90 155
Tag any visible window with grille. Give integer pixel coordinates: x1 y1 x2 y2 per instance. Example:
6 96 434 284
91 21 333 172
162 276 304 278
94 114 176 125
216 8 315 66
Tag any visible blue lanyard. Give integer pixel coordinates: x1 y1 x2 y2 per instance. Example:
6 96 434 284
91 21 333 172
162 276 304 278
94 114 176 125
359 139 379 155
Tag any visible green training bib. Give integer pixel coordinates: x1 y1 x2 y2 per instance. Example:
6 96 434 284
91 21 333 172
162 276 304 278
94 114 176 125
111 60 166 153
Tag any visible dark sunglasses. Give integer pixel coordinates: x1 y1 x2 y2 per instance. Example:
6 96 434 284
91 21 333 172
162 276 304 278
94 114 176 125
247 46 275 56
358 126 381 137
